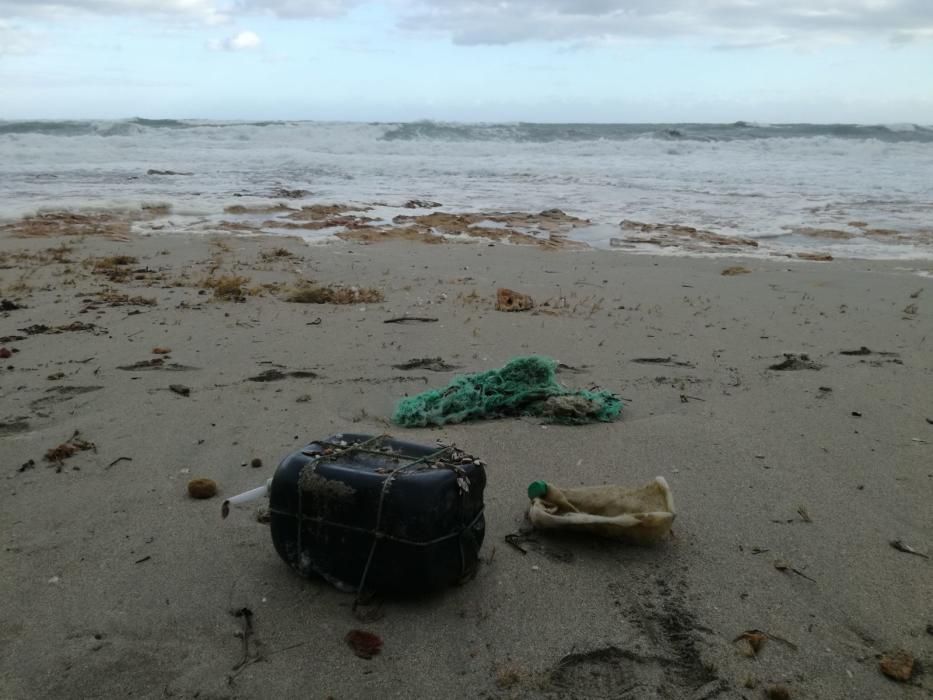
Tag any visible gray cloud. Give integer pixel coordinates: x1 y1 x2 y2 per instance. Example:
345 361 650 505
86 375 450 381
0 0 359 22
0 0 230 23
0 18 37 54
398 0 933 46
2 0 931 47
234 0 359 18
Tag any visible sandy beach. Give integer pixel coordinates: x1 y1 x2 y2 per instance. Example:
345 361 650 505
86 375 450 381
1 224 931 699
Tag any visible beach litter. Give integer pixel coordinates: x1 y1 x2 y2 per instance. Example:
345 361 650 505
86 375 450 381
0 347 11 359
392 356 621 427
221 480 271 518
223 434 486 596
527 478 675 544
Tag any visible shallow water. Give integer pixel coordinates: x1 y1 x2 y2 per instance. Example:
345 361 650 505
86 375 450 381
2 119 931 259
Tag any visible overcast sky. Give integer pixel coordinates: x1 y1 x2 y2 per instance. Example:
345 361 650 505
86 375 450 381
1 0 931 122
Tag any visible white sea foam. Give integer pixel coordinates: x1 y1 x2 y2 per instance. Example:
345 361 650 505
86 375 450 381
1 120 932 260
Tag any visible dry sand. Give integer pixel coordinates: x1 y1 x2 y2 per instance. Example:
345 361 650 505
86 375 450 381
1 229 931 699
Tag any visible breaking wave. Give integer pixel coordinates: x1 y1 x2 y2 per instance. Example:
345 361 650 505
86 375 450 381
2 118 932 143
1 117 931 260
379 120 933 143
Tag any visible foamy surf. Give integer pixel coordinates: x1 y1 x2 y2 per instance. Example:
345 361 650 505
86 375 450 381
2 119 932 260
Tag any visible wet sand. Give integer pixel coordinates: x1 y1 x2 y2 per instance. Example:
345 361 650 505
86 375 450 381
1 228 931 699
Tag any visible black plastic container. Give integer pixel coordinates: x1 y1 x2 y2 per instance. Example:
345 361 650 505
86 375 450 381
268 434 486 594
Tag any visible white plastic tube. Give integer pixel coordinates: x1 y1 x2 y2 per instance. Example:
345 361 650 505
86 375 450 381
222 479 271 519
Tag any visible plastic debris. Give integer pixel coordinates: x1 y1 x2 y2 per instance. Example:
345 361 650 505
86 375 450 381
392 356 622 427
527 477 674 544
221 479 270 518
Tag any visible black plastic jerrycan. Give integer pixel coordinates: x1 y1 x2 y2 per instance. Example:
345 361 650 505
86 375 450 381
268 434 486 594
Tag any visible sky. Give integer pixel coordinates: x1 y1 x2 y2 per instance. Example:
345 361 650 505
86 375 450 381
1 1 932 122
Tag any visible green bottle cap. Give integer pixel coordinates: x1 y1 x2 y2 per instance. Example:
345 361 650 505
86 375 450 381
527 480 548 500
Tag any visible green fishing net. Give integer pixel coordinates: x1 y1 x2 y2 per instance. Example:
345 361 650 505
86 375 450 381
392 356 622 427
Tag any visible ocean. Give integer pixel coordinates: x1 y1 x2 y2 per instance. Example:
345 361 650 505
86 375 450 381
2 118 932 260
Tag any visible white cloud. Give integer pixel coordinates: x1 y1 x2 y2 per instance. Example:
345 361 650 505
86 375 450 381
208 28 261 50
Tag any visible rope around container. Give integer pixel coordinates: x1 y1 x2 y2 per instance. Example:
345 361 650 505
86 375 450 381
295 435 477 609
